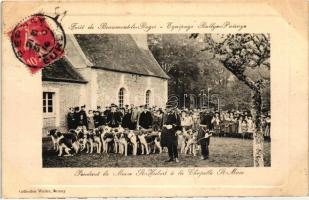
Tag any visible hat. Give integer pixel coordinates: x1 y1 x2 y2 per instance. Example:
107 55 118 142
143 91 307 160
81 105 86 108
111 103 117 107
97 106 101 109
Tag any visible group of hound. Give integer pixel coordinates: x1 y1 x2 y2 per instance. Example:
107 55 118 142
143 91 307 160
47 126 207 157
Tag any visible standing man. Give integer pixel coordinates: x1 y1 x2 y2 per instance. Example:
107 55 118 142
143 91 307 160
67 107 76 130
73 106 81 129
138 105 153 129
197 109 213 160
106 104 122 128
130 106 139 130
80 105 88 129
162 105 181 163
93 111 101 128
122 108 132 129
104 106 111 116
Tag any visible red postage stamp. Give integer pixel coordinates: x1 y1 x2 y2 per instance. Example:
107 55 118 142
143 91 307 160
10 14 66 73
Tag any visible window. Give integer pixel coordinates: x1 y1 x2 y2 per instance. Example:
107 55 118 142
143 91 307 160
146 90 151 106
118 88 125 108
43 92 54 113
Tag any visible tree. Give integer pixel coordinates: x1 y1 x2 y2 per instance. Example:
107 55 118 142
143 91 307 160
148 34 241 108
190 33 270 167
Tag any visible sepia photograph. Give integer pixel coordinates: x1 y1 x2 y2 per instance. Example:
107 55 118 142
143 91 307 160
2 0 309 197
42 33 271 168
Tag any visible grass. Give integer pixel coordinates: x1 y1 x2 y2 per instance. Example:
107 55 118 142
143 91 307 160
42 137 271 168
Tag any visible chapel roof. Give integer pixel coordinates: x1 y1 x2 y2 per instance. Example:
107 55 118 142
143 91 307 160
42 58 88 83
74 34 169 79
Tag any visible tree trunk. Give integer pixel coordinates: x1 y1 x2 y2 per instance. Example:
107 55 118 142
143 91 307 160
221 63 265 167
252 90 264 167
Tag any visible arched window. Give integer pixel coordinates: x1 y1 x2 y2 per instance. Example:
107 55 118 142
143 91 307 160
118 88 125 108
145 90 151 106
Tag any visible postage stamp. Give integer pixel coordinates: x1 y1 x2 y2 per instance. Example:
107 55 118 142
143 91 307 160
9 14 66 73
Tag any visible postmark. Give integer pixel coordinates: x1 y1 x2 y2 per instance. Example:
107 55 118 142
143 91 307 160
10 14 66 73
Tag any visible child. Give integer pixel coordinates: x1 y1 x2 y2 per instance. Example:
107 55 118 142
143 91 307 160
181 111 193 131
241 119 247 139
237 115 243 137
211 112 221 136
246 116 255 139
229 112 237 137
220 113 225 137
192 109 200 131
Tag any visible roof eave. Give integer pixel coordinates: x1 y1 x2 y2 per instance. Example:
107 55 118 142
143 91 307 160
91 66 170 80
42 77 88 84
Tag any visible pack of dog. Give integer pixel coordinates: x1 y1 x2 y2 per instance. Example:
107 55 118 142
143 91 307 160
47 125 162 157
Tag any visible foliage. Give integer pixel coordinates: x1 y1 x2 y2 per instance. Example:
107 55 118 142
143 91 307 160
190 33 270 167
193 34 270 88
149 33 270 167
148 34 269 111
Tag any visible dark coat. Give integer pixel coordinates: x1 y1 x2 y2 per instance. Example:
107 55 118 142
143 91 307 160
104 110 111 116
67 113 76 130
139 111 153 129
197 126 209 145
106 111 122 128
93 115 101 128
160 112 181 147
73 112 80 128
79 110 88 128
200 112 213 129
98 115 106 126
122 112 135 130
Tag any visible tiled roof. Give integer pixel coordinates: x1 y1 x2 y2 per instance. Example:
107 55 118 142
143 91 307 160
42 58 87 83
74 34 169 79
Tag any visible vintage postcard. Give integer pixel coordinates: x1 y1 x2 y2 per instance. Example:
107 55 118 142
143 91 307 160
1 0 308 198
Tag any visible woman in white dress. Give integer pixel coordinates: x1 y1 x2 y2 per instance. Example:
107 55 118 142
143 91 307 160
237 115 244 138
211 112 221 136
246 115 255 139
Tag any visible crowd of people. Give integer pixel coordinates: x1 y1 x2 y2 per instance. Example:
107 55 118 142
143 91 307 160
63 104 271 162
66 104 271 140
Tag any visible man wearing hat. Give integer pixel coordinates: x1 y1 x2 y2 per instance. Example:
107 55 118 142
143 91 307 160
197 108 213 160
104 106 111 116
73 106 80 129
130 105 139 130
161 104 181 163
138 105 153 129
67 107 76 130
80 105 88 129
96 106 102 115
106 103 122 128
